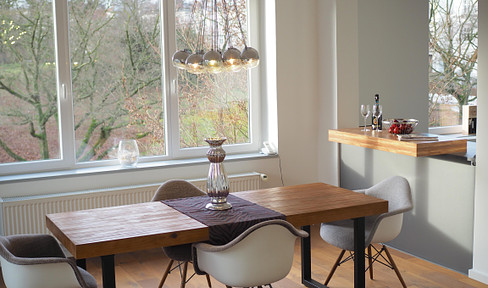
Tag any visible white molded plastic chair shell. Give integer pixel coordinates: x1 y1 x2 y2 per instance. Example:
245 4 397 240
193 219 308 288
319 176 412 288
320 176 412 250
0 258 85 288
371 213 403 244
0 234 97 288
151 179 211 288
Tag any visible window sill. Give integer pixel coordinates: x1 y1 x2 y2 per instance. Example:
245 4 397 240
429 125 462 135
0 152 277 184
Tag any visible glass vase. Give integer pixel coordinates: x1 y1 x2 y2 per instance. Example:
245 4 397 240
205 137 232 210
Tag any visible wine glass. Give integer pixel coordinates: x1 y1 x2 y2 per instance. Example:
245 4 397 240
118 139 139 167
372 104 383 131
360 105 371 131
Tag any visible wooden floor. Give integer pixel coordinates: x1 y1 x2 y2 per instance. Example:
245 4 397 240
1 225 486 288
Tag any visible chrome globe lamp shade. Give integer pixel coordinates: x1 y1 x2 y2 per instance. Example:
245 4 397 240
172 49 191 69
203 49 224 73
240 46 259 69
222 47 242 72
185 51 205 74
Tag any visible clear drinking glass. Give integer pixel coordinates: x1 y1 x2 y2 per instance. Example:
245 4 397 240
360 105 371 131
118 139 139 167
372 104 383 131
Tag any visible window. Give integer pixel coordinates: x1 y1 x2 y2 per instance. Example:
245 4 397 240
0 0 261 175
429 0 477 131
171 0 260 158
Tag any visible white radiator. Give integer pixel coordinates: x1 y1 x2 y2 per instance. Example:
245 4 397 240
0 172 263 236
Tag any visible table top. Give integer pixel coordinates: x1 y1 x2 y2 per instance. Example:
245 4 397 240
46 182 388 259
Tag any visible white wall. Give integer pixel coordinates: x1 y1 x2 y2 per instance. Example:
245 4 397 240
469 0 488 284
317 0 339 185
275 0 338 186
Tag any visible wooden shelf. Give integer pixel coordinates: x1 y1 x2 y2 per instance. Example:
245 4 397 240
329 128 467 157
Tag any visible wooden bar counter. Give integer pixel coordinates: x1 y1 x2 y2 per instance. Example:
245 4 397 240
329 128 467 157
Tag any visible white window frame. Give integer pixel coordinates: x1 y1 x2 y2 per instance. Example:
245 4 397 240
165 0 261 159
0 0 263 176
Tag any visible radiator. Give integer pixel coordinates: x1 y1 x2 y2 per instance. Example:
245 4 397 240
0 172 263 236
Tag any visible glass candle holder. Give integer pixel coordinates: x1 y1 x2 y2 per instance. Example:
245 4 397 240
118 139 139 167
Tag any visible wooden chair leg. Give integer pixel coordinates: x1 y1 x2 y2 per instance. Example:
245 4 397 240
383 245 407 288
324 249 346 286
158 259 174 288
180 262 188 288
368 244 374 279
205 273 212 287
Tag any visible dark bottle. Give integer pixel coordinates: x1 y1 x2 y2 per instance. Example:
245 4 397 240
372 94 382 130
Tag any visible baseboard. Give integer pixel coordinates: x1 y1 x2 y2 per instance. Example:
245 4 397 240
469 268 488 284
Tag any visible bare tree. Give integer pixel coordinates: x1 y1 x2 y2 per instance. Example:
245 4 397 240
0 0 252 164
0 0 163 163
429 0 478 126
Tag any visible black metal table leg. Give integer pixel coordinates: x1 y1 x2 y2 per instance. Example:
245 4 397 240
301 220 366 288
76 259 87 270
354 217 366 288
301 225 326 288
101 254 116 288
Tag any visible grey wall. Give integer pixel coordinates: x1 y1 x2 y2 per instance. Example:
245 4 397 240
337 0 477 274
341 145 476 273
357 0 429 132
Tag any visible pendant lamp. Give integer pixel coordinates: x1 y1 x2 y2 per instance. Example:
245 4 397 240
171 0 260 74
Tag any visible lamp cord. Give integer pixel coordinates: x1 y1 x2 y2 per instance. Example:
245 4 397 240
278 154 285 187
187 0 199 52
199 0 208 52
222 0 232 49
232 0 247 47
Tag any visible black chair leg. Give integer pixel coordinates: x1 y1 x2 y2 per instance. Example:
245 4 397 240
324 249 346 286
383 245 407 288
205 273 212 287
179 262 188 288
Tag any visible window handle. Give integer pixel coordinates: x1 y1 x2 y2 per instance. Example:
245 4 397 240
171 79 176 95
61 83 67 100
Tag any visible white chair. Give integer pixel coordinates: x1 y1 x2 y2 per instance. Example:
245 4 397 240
151 179 212 288
0 234 97 288
193 219 309 288
320 176 413 287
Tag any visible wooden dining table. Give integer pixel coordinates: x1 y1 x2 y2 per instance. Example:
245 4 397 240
46 182 388 288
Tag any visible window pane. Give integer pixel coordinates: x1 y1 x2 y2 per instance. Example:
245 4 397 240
429 0 477 127
0 0 59 164
175 0 250 148
69 0 164 162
